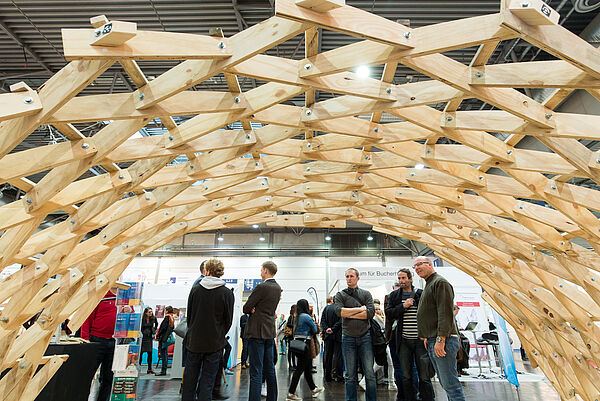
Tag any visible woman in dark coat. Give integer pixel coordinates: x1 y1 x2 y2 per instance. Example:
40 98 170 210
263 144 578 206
155 306 175 376
141 307 158 374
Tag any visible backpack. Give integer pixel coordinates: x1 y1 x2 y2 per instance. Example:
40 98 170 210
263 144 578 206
368 317 388 366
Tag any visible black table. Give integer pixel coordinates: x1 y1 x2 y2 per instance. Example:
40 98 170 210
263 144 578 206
35 342 100 401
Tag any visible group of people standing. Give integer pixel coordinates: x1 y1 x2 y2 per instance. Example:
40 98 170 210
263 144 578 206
179 255 466 401
320 256 466 401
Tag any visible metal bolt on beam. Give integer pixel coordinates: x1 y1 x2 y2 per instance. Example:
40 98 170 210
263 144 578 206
23 96 33 104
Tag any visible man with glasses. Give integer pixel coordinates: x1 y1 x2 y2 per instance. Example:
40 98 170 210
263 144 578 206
414 256 465 401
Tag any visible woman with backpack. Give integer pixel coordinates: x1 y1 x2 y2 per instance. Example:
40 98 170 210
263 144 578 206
155 305 175 376
286 299 324 400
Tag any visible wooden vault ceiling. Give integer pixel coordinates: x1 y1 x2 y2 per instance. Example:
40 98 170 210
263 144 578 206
1 0 600 399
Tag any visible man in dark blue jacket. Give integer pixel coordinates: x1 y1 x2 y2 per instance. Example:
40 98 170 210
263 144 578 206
182 259 234 401
385 268 433 401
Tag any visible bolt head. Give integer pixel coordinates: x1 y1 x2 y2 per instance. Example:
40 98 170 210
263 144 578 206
145 195 151 200
234 96 240 103
545 113 552 120
474 71 483 78
81 142 90 149
103 234 107 238
254 161 259 166
71 273 77 277
138 93 145 101
386 87 392 94
409 172 415 176
94 30 101 37
218 41 226 49
592 277 597 282
304 63 312 70
168 135 174 141
306 143 312 148
215 202 219 206
118 174 124 179
364 155 369 160
358 176 362 181
165 212 169 215
521 1 529 7
306 167 311 171
25 197 32 204
551 185 557 190
398 191 403 195
23 96 34 104
70 219 75 224
507 150 513 155
305 109 312 116
373 127 379 133
472 231 479 236
478 175 483 180
0 317 7 322
35 265 41 270
40 318 46 324
404 31 411 39
446 116 453 122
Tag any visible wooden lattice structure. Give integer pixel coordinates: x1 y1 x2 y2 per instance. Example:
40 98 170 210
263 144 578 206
1 0 600 399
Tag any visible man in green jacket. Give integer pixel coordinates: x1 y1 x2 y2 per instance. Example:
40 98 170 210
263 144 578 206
415 256 466 401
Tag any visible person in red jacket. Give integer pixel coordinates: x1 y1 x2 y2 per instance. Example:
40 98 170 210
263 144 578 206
81 289 117 401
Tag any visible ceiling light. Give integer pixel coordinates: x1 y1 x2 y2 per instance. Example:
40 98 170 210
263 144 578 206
252 224 259 229
367 234 374 241
325 235 331 241
217 236 224 242
356 65 370 78
415 163 425 169
259 236 266 242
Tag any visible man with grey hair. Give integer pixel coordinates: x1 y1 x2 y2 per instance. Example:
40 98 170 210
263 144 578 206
415 256 465 401
334 268 376 401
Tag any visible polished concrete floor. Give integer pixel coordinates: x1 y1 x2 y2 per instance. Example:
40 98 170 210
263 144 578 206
136 354 561 401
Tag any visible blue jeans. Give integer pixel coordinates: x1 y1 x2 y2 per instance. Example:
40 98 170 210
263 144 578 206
342 332 377 401
182 349 221 401
427 337 465 401
399 338 434 401
248 338 277 401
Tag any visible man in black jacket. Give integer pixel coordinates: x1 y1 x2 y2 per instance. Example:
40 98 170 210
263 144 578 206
243 261 282 401
182 259 234 401
320 296 342 382
385 268 433 401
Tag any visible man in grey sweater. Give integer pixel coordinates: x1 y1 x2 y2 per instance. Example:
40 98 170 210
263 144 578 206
415 256 465 401
334 268 376 401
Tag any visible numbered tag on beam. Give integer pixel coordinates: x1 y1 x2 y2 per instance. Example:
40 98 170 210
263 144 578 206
509 0 560 26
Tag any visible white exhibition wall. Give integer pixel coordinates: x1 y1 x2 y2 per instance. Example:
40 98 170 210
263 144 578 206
123 255 488 325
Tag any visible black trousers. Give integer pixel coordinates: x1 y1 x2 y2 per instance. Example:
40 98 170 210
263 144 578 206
323 337 342 380
89 335 115 401
288 345 316 394
213 341 232 390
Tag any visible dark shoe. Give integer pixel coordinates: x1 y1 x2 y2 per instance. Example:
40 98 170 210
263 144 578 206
155 372 167 376
459 369 469 376
212 390 229 400
147 369 155 374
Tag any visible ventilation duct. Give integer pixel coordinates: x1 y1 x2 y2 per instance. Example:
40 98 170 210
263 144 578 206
571 0 600 13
